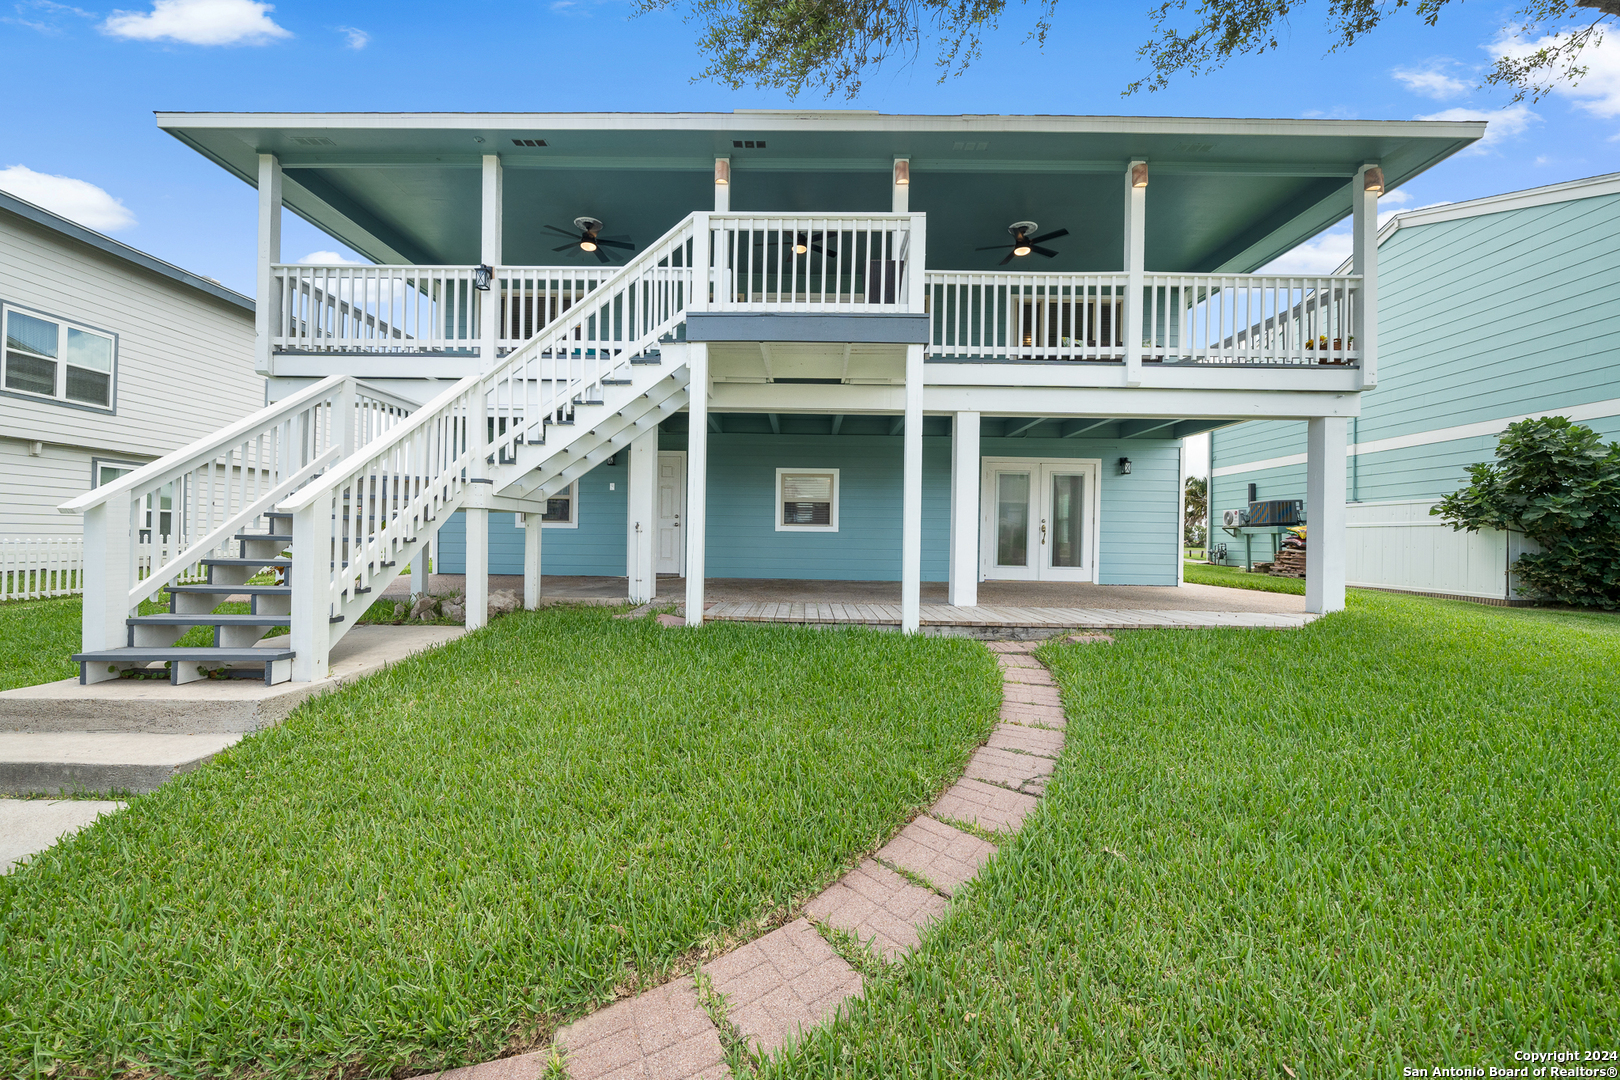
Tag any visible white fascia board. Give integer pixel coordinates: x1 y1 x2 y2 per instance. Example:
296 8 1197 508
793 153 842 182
924 362 1363 394
154 111 1487 141
924 386 1361 419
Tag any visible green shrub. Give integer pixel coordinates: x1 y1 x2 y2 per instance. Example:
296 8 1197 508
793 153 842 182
1434 416 1620 608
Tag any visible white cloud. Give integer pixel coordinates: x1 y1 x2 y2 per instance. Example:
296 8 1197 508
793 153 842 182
102 0 290 45
1393 62 1472 100
299 250 363 265
1491 27 1620 120
335 24 367 48
0 165 136 231
1416 103 1539 152
1262 229 1353 275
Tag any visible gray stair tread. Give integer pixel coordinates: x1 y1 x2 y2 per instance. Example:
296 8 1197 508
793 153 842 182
201 557 292 566
73 647 296 662
128 614 292 626
0 732 240 766
236 533 292 542
169 584 288 594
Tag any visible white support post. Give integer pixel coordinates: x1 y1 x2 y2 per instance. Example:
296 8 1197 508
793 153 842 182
1305 416 1348 614
255 154 282 377
1353 164 1380 390
714 157 731 213
1177 439 1187 585
290 504 332 683
465 507 489 629
79 499 135 672
480 154 503 372
411 529 433 596
892 157 910 214
1123 160 1146 387
627 427 658 604
685 344 709 626
523 513 542 609
900 342 925 633
329 378 353 460
948 411 980 608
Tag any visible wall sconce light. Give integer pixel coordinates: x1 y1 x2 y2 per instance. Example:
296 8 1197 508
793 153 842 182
1118 457 1132 475
893 158 910 186
714 157 731 186
1131 162 1149 189
473 264 493 291
1363 165 1385 194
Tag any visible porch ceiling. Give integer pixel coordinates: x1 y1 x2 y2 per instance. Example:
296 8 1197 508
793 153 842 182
158 112 1481 272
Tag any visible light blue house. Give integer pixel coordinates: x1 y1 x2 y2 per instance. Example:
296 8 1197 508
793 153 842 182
1210 172 1620 600
62 111 1485 683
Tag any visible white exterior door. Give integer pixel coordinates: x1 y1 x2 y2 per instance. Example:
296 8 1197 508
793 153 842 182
656 451 686 575
980 458 1101 582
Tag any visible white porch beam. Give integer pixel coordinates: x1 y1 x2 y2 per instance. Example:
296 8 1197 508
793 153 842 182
255 154 282 378
949 411 980 607
1123 160 1147 388
627 427 658 604
1353 163 1380 390
921 385 1362 420
901 343 924 633
1305 416 1348 614
685 344 710 626
523 512 542 609
480 154 503 372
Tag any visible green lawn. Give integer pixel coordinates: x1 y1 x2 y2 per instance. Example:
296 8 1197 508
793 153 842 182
0 596 81 691
761 592 1620 1077
1184 560 1306 595
0 607 1000 1080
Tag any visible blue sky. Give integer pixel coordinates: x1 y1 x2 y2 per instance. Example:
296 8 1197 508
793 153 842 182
1 0 1617 296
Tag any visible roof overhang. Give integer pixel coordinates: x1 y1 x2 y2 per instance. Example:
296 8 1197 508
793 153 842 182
157 111 1485 272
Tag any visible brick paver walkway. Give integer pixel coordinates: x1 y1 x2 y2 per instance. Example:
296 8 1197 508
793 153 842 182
419 636 1067 1080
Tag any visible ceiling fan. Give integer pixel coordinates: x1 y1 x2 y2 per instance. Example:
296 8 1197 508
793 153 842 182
977 220 1069 265
543 217 636 263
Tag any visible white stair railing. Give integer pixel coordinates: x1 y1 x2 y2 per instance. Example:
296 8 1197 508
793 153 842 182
59 377 413 672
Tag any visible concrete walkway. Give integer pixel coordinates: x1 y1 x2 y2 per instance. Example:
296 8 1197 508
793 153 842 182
410 636 1071 1079
1 799 125 873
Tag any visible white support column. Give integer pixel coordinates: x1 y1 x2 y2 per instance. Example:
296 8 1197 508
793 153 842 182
255 154 282 377
480 154 503 372
79 499 135 669
900 342 925 633
1353 164 1380 390
948 411 980 607
627 427 658 604
713 157 731 213
465 506 489 629
891 157 910 214
1305 416 1348 615
411 529 433 596
684 344 709 626
523 513 542 609
1123 160 1146 387
290 504 332 683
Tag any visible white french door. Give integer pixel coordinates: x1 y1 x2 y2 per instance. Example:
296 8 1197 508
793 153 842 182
980 458 1101 582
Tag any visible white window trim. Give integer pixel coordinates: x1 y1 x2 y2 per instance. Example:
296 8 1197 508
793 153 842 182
775 468 840 532
513 480 580 529
1 302 118 414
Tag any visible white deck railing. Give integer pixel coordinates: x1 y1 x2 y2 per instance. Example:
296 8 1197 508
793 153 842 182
709 215 918 312
927 272 1127 361
60 377 414 661
1144 274 1361 366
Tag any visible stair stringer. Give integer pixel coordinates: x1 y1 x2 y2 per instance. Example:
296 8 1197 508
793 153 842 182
321 358 690 645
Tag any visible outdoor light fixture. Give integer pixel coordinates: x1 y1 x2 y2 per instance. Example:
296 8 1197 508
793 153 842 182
714 157 731 185
893 158 910 186
473 264 493 291
1013 240 1033 257
794 238 809 254
579 238 598 252
1131 162 1149 188
1364 165 1385 194
1118 457 1133 475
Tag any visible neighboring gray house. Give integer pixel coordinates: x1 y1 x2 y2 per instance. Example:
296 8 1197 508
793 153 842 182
1 189 262 592
1210 172 1620 600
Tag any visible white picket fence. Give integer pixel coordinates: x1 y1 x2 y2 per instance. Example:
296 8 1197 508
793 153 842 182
0 538 84 601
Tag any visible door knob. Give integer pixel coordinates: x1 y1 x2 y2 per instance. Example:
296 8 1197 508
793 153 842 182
1040 519 1047 544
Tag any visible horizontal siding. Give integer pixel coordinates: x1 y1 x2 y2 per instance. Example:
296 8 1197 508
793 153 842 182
0 438 98 537
438 433 1183 586
0 214 261 460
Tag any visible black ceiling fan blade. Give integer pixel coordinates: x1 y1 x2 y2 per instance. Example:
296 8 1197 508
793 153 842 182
999 251 1015 266
1028 228 1070 244
543 224 584 239
975 242 1014 252
810 245 838 258
593 247 613 264
552 242 581 252
1030 245 1061 258
597 238 636 250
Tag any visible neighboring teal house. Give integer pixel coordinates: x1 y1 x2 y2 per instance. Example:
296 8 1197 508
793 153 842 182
1211 172 1620 600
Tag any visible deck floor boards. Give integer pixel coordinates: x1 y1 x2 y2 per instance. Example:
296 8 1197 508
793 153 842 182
697 601 1314 631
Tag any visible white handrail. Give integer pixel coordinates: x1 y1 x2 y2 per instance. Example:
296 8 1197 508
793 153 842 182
926 271 1129 362
1144 273 1361 366
711 214 915 312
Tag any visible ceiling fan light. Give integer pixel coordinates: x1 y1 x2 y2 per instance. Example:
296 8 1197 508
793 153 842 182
580 240 598 252
1013 244 1032 257
794 243 808 254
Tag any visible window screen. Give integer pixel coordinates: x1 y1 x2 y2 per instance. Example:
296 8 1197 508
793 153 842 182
780 471 836 528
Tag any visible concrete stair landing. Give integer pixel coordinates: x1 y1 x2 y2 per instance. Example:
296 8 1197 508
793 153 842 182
0 732 240 795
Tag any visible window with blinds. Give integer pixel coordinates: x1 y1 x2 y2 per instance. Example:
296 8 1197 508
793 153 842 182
3 305 116 411
777 469 838 531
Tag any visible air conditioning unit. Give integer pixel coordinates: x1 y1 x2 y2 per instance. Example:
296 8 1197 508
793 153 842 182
1247 499 1305 526
1222 508 1247 528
